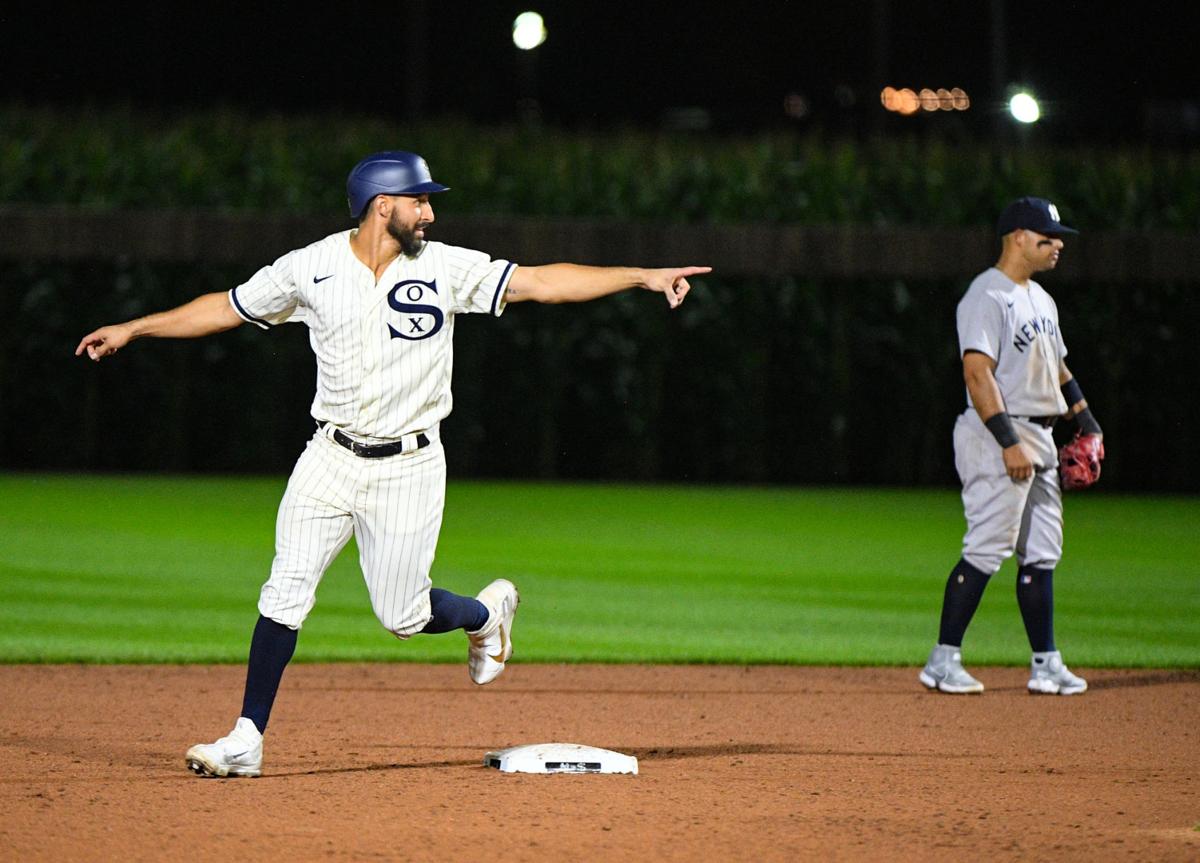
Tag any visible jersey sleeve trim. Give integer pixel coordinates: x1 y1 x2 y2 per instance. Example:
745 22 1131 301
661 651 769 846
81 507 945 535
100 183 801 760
490 262 516 317
229 287 273 330
961 345 997 362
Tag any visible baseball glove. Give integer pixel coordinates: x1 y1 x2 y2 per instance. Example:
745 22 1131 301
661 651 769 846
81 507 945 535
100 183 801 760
1059 432 1105 490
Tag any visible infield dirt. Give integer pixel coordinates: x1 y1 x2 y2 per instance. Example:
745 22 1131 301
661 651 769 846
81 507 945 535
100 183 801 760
1 664 1197 862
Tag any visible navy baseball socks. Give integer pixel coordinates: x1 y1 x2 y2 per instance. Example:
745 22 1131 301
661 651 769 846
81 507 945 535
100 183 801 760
1019 565 1088 694
237 593 488 735
1016 565 1055 652
187 595 494 777
920 559 991 693
420 588 490 634
937 558 991 646
234 596 486 736
185 614 292 777
240 615 298 733
237 592 490 734
920 561 1086 695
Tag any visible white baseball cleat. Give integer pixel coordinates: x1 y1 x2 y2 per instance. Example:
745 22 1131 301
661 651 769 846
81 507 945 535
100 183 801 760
1028 650 1088 695
919 644 985 694
468 579 519 685
185 717 263 777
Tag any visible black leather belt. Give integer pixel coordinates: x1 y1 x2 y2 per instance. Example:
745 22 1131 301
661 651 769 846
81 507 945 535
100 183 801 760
321 423 430 458
1015 415 1057 428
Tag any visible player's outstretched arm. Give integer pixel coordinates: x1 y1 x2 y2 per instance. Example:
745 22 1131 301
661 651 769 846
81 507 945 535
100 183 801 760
504 264 711 308
75 291 245 361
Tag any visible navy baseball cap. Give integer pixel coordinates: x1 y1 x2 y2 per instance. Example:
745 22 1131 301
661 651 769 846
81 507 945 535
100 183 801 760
996 197 1078 236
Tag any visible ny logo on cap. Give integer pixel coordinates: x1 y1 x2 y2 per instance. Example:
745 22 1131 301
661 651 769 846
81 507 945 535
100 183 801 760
1047 202 1061 222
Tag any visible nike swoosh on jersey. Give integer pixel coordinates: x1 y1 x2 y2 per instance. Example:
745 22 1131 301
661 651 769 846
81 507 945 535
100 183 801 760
488 626 507 664
313 274 335 284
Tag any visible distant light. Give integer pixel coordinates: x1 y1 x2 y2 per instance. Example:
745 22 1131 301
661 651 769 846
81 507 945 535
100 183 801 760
1009 91 1040 123
783 92 810 120
881 86 969 115
512 11 547 50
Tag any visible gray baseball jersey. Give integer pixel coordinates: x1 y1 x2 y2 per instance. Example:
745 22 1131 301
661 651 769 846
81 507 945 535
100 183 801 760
956 267 1068 417
953 267 1067 573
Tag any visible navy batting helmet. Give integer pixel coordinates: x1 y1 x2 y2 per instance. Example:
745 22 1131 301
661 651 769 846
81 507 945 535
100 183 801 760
346 151 449 219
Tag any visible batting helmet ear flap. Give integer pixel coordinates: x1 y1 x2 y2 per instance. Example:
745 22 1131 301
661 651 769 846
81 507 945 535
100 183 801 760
346 151 450 219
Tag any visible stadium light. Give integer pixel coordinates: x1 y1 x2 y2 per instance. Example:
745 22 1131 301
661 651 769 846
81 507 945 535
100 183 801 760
512 11 547 50
1008 91 1040 124
881 86 969 115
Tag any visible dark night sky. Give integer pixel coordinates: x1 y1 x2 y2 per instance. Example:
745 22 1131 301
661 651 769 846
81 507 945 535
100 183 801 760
3 1 1197 143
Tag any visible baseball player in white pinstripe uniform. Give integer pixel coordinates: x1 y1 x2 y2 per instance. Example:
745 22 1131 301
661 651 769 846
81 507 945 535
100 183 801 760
76 150 710 777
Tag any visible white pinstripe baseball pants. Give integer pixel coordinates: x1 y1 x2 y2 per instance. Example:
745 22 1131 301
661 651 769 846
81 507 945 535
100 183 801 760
257 429 445 637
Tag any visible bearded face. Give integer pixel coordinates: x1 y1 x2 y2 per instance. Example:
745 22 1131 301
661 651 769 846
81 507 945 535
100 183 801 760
387 208 428 257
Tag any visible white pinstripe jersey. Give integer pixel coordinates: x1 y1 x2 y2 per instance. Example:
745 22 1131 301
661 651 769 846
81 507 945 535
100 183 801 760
229 230 515 440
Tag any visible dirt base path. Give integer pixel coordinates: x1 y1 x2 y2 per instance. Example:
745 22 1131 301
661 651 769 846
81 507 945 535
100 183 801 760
1 664 1197 862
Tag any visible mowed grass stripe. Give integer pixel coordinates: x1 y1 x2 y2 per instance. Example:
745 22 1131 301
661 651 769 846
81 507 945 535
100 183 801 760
1 474 1196 666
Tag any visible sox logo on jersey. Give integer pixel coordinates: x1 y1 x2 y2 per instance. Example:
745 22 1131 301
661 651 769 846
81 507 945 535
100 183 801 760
388 279 443 340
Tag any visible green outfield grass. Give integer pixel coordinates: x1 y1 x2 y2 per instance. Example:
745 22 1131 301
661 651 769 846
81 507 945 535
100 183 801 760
1 474 1196 667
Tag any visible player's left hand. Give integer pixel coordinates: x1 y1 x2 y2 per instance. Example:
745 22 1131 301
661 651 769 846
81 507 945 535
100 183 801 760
643 266 711 309
1059 431 1105 489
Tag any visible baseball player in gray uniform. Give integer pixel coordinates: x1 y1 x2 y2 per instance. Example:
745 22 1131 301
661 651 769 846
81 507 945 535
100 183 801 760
76 150 710 777
920 197 1104 696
